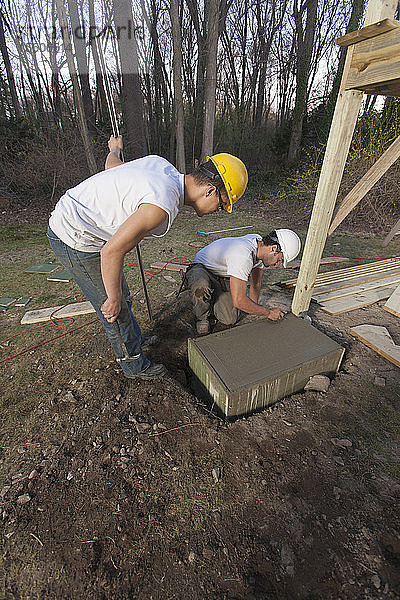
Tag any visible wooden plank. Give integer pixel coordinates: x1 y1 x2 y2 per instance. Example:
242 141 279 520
25 264 58 273
336 18 400 47
47 269 71 282
383 283 400 317
382 216 400 247
329 134 400 234
350 324 400 368
309 263 400 287
291 54 363 314
265 256 349 270
21 301 95 324
312 265 400 292
345 28 400 91
313 273 400 302
15 297 31 307
150 262 190 272
150 256 350 274
0 297 16 308
320 286 395 315
291 0 398 317
349 79 400 97
282 260 400 288
281 257 400 285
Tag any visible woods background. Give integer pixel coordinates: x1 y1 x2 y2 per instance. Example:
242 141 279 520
0 0 399 232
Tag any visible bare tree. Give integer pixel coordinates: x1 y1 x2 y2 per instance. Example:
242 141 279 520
287 0 318 165
55 0 97 173
323 0 365 135
200 0 219 159
254 0 286 128
0 7 20 118
112 0 147 159
88 0 107 124
170 0 186 171
67 0 95 133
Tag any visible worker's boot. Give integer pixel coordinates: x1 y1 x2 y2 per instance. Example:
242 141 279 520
125 362 167 380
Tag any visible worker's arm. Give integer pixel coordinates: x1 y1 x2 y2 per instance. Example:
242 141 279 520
229 276 285 321
249 267 263 303
105 135 124 170
100 204 167 322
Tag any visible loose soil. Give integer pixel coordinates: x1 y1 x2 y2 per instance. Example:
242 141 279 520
0 203 399 600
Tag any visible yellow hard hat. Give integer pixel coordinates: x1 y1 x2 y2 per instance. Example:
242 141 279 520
207 153 248 213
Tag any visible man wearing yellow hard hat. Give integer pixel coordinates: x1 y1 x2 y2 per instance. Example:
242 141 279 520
47 134 248 380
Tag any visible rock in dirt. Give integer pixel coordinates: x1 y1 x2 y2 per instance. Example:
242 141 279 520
372 574 381 589
212 467 222 483
135 423 151 434
28 470 39 479
102 453 111 466
1 486 11 499
374 376 386 387
331 438 352 448
304 374 331 392
17 494 31 505
188 551 196 564
63 391 76 403
202 546 213 559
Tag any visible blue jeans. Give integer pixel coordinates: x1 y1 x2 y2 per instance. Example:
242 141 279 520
47 226 150 375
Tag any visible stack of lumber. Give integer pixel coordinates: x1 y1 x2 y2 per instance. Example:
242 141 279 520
280 257 400 315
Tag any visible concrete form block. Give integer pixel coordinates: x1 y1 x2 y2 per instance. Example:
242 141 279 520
188 314 344 419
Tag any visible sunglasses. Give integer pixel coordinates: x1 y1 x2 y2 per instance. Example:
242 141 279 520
216 187 226 212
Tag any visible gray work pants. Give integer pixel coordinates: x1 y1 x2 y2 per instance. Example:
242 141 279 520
184 263 240 325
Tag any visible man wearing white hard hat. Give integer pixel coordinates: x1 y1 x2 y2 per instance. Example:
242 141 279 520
184 229 301 334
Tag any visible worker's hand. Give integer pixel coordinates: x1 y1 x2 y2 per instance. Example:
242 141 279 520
101 297 121 323
108 134 123 155
266 307 286 321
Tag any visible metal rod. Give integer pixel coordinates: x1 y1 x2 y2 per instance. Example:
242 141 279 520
96 37 153 321
136 243 153 321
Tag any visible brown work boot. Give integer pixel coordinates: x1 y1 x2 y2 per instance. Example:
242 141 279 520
125 362 167 380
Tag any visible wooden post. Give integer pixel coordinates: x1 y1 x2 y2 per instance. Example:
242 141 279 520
291 0 398 316
382 215 400 246
329 133 400 234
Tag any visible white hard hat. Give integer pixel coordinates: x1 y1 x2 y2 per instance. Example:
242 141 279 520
275 229 301 267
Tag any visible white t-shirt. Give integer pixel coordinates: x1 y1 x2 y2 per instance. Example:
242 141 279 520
193 234 263 281
49 155 184 251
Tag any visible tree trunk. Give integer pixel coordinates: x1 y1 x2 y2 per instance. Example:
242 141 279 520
287 0 318 165
67 0 95 134
186 0 207 163
88 0 107 124
112 0 147 159
200 0 219 160
55 0 97 174
323 0 365 137
170 0 186 172
0 8 20 119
